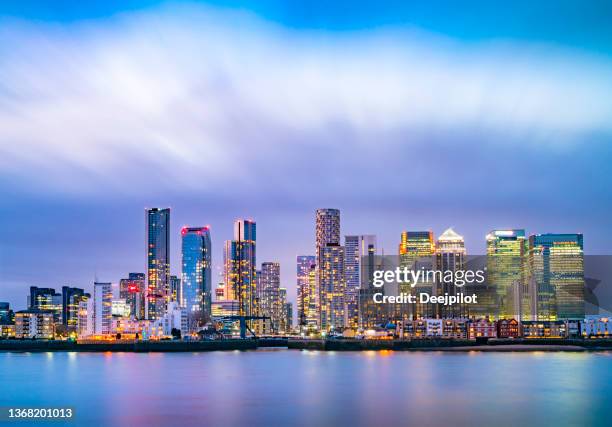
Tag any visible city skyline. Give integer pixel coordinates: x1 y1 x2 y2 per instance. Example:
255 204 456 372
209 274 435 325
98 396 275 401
1 1 612 309
0 204 591 314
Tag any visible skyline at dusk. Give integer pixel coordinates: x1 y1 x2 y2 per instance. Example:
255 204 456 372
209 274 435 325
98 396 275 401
2 1 612 309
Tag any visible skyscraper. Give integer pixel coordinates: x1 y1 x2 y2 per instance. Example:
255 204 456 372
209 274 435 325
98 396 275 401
146 208 170 321
486 229 527 319
61 286 90 328
398 231 435 320
285 302 293 334
93 282 112 335
260 262 281 333
224 219 257 322
528 233 584 320
316 209 345 332
119 273 145 319
296 255 317 331
279 287 288 333
344 235 377 330
181 226 212 326
436 228 466 318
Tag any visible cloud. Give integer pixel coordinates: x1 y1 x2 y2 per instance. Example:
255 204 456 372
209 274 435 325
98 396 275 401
0 3 611 197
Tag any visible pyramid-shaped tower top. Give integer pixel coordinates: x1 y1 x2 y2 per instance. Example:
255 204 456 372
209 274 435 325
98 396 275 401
438 227 464 241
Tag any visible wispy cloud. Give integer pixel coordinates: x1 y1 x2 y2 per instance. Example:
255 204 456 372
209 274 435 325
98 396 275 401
0 3 611 197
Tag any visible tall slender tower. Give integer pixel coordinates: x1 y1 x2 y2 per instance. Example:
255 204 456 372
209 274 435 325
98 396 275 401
344 235 377 329
436 228 466 318
260 262 281 333
224 219 257 321
297 255 317 331
316 209 345 332
146 208 170 320
181 226 212 327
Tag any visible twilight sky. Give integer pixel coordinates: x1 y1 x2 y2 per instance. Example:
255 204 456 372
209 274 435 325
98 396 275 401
1 1 612 309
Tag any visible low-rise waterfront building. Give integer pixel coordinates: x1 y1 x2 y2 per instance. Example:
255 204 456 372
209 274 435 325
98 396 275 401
469 318 497 339
521 320 567 338
15 309 54 339
497 319 520 338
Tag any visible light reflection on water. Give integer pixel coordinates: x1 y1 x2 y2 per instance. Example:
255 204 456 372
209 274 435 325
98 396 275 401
1 349 611 427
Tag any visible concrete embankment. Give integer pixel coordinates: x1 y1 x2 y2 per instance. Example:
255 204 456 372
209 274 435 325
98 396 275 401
288 338 612 351
0 339 257 352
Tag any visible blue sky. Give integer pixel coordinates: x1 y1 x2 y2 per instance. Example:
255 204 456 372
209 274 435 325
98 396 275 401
1 1 612 309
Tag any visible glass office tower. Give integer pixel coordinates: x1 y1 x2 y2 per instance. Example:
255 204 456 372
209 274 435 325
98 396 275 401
181 226 212 325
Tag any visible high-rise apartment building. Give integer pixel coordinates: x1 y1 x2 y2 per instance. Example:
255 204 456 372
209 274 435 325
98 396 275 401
296 255 317 331
181 226 212 326
316 209 345 332
93 282 112 335
224 219 257 321
260 262 282 333
146 208 170 320
345 235 377 329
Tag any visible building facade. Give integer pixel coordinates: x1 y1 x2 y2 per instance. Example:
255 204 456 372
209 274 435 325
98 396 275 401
181 226 212 328
146 207 170 321
94 282 113 335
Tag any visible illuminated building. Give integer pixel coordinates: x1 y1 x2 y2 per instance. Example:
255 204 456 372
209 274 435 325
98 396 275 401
211 300 240 317
279 287 288 333
0 302 12 324
1 324 15 338
223 219 257 324
146 207 170 321
320 244 346 332
15 309 54 339
119 273 145 319
582 316 612 338
468 318 497 339
170 275 181 304
486 229 528 319
111 299 131 317
359 254 391 330
528 233 584 320
77 299 94 338
181 226 212 328
29 287 62 322
296 255 318 332
315 209 345 332
94 282 113 335
496 318 520 338
215 285 225 301
345 235 377 330
521 320 568 338
436 228 467 318
155 301 188 336
61 287 89 328
398 231 435 320
259 262 282 334
285 302 293 333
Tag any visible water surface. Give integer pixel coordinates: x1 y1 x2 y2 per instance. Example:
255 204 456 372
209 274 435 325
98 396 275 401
1 349 610 427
